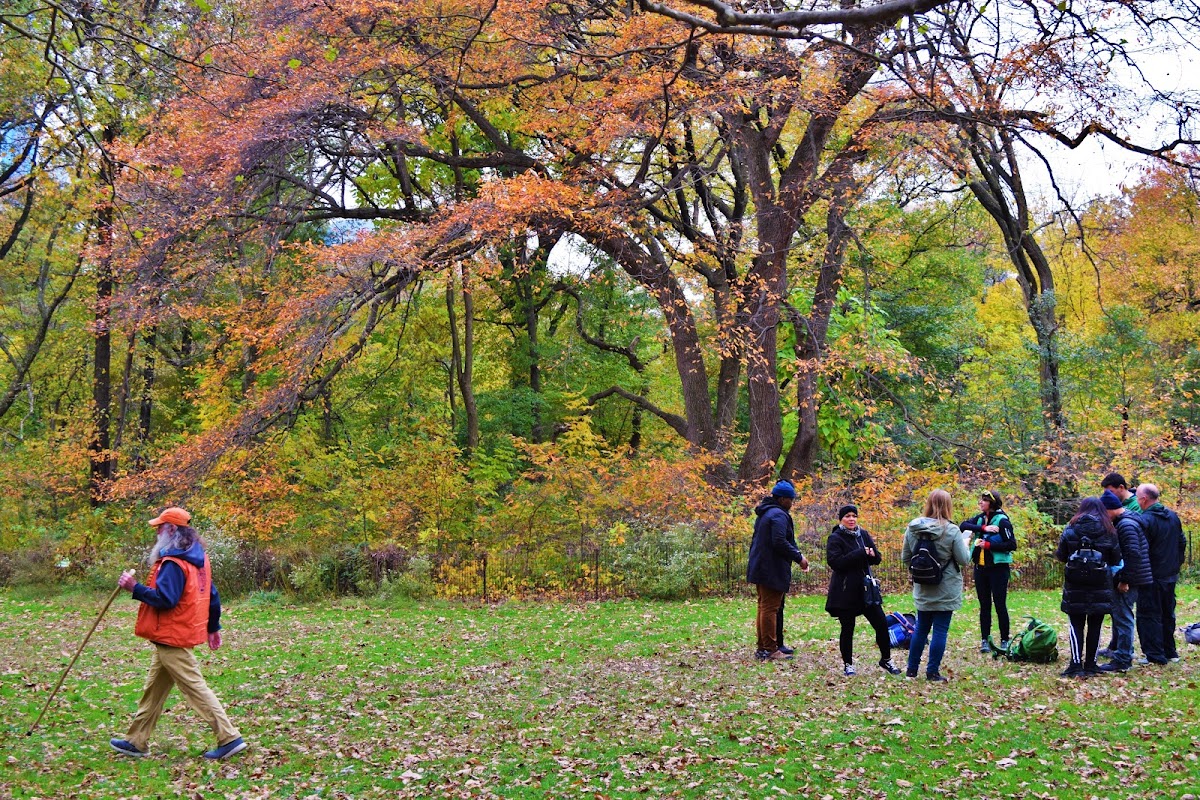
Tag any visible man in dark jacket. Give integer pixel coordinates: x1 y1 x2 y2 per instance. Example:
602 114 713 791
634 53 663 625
1100 489 1152 672
747 481 809 661
109 507 246 759
1135 484 1188 663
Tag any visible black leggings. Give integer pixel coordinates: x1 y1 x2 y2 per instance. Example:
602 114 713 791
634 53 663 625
1068 612 1105 666
837 605 891 664
974 565 1011 641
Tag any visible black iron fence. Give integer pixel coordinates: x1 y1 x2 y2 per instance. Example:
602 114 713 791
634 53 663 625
424 532 1198 603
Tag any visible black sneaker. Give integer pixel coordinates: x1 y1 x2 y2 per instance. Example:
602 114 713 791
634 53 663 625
1098 661 1130 673
1096 647 1116 659
1082 662 1102 677
1060 662 1083 678
905 668 918 678
778 644 795 655
926 672 948 682
878 658 902 675
754 649 769 661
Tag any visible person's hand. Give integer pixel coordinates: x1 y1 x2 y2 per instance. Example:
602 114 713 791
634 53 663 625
1118 582 1130 594
118 570 136 592
864 547 876 558
799 556 810 572
983 525 999 533
973 538 985 549
207 631 222 651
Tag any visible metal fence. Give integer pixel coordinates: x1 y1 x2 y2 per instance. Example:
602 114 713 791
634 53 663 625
431 532 1197 603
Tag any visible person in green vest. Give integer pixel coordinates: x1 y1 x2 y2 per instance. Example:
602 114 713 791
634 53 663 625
960 490 1017 653
1101 472 1141 514
1098 472 1140 657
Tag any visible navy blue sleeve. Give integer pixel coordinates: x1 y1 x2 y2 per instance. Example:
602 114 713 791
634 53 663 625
131 561 185 609
960 515 985 534
209 582 222 633
989 516 1017 553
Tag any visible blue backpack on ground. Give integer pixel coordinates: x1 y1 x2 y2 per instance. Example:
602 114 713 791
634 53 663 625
887 611 916 648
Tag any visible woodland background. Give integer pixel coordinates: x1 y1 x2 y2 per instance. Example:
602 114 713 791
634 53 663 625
2 0 1199 600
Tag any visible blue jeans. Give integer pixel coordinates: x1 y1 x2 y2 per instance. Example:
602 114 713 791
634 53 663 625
1110 585 1139 667
907 610 954 676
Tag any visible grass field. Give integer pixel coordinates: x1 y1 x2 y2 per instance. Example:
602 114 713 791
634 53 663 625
2 586 1198 799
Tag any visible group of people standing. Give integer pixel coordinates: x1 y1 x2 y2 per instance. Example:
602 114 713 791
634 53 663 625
747 473 1188 681
1055 473 1187 677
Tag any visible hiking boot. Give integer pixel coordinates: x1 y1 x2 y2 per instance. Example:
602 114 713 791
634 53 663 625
878 658 902 675
1098 661 1130 673
979 639 990 654
764 649 792 661
778 644 795 655
1060 662 1084 678
925 672 948 683
109 739 147 758
843 663 856 676
203 737 247 760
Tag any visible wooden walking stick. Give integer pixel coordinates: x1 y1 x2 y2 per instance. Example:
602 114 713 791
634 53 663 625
26 572 130 736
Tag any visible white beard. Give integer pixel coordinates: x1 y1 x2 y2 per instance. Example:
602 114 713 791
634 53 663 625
147 528 175 566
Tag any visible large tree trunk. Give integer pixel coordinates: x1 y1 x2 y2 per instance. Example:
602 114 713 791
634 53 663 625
780 209 852 479
89 123 120 505
447 263 479 453
737 218 791 482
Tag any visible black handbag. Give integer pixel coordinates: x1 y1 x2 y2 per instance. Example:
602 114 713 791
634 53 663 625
854 529 883 606
863 572 883 606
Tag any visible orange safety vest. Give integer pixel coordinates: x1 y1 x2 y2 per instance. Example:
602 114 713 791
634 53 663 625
134 554 211 648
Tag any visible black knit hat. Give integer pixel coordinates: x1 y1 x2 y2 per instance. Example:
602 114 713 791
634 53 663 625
837 504 859 520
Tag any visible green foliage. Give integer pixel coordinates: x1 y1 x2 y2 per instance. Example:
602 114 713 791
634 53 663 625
375 555 436 600
612 524 720 600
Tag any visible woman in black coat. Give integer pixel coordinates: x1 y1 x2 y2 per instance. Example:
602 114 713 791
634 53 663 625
825 505 901 676
1055 496 1123 678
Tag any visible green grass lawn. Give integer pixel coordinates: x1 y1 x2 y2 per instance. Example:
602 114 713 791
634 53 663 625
2 586 1198 798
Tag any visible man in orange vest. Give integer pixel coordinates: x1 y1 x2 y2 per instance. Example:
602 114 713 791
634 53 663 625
108 506 246 759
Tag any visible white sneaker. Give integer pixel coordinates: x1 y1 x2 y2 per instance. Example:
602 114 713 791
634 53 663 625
843 663 856 676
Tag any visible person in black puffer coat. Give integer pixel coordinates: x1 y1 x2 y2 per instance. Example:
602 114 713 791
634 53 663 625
1100 489 1152 672
824 505 902 677
1055 497 1123 677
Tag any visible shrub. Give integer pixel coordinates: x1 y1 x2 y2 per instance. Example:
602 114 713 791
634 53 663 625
612 524 718 600
376 555 436 600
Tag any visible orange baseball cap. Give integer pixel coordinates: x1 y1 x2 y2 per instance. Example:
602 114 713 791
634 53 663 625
148 507 191 527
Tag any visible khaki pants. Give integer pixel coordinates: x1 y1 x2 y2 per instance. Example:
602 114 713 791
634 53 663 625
126 643 240 752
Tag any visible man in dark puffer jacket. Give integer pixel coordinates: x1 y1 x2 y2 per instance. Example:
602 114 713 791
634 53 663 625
1135 483 1188 664
1100 489 1152 672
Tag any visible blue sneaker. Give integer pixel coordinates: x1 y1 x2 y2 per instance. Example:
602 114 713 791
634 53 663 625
109 738 147 758
203 737 247 760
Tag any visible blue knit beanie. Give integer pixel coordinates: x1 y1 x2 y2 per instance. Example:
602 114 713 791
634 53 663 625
1100 489 1123 510
771 480 796 499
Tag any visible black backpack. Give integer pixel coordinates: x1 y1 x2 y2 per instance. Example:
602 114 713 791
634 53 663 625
909 534 947 585
1065 536 1108 587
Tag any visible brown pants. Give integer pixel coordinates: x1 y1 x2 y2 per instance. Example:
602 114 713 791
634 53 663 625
125 643 240 752
755 585 787 652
